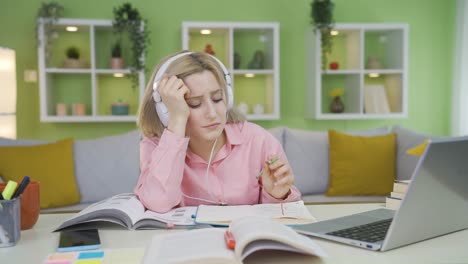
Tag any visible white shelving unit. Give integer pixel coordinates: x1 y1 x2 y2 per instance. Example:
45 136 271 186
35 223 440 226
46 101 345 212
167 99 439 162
37 18 145 122
306 23 408 120
182 21 280 120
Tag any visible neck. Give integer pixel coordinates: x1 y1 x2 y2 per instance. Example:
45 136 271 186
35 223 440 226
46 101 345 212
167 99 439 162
189 131 226 162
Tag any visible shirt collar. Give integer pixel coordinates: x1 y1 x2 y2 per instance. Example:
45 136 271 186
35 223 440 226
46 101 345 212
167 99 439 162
224 122 244 146
186 122 244 163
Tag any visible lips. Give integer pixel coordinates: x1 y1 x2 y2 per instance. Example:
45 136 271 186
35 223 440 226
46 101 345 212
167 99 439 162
203 123 220 129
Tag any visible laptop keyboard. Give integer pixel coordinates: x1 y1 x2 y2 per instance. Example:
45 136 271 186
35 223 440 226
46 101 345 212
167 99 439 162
326 218 393 243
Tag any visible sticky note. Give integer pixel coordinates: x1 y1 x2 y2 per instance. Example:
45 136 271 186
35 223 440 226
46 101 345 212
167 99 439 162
104 248 145 264
47 252 77 261
77 251 104 259
44 261 73 264
75 260 101 264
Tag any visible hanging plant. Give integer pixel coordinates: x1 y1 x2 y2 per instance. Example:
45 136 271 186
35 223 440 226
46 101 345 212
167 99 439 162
112 3 150 87
311 0 335 70
36 1 64 63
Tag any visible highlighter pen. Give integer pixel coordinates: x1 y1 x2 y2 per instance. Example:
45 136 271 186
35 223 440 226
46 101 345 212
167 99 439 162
224 230 236 250
2 180 18 200
256 157 279 180
12 176 30 199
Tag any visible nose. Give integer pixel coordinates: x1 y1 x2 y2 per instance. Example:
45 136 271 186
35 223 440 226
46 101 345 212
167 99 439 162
205 100 217 118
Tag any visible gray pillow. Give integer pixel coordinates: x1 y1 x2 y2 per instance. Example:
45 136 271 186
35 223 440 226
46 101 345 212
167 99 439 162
392 125 443 181
267 127 286 147
284 127 389 195
74 130 141 203
0 137 47 146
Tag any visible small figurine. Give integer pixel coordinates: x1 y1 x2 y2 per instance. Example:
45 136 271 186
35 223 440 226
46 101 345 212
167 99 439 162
248 50 265 69
204 44 215 55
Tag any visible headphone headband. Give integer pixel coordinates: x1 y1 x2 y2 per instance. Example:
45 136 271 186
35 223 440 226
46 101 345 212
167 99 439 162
152 52 233 127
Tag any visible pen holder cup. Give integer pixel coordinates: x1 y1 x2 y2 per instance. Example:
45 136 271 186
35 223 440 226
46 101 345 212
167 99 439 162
0 198 21 247
0 181 40 230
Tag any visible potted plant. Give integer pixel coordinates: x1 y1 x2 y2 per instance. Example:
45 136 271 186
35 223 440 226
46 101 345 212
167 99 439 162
63 46 85 68
111 41 124 69
310 0 335 70
36 2 64 64
112 2 150 87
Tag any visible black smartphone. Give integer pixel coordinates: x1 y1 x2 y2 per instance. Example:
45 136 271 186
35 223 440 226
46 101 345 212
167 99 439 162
57 229 101 252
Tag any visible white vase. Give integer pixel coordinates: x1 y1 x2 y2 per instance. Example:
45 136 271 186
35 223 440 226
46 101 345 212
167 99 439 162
237 101 249 115
253 104 264 115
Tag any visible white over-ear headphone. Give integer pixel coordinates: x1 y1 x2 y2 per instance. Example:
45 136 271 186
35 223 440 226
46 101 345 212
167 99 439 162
152 51 234 127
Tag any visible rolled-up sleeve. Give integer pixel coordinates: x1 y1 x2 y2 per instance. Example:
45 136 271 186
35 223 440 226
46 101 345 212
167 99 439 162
134 129 189 213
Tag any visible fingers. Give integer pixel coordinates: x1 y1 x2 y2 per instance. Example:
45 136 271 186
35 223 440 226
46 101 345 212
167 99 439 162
274 173 293 186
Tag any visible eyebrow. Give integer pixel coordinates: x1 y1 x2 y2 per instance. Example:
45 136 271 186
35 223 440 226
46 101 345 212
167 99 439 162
186 89 222 100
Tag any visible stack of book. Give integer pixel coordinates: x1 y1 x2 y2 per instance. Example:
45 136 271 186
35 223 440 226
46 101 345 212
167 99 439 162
385 180 411 210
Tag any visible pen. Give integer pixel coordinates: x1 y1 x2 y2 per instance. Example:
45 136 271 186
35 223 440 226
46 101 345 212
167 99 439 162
256 157 279 180
224 230 236 250
1 180 18 200
12 176 30 199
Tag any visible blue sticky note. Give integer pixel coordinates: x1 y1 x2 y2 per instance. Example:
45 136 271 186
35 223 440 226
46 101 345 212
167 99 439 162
78 251 104 259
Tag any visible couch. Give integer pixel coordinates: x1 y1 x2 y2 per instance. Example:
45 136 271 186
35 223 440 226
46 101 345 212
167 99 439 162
0 125 432 212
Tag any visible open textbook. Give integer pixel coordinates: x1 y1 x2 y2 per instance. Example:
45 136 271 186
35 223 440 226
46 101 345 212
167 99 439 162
195 200 316 226
55 193 197 231
142 217 327 264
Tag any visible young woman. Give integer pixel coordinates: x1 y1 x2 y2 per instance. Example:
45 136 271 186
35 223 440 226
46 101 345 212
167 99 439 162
135 51 301 213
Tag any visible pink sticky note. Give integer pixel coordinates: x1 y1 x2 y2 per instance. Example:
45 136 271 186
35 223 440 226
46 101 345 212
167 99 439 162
47 252 77 261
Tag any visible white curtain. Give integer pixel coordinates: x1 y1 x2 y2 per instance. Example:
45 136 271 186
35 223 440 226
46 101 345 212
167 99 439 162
0 47 17 139
451 0 468 136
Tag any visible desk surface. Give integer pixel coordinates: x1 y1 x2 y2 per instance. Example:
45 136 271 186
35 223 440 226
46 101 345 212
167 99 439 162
2 203 467 264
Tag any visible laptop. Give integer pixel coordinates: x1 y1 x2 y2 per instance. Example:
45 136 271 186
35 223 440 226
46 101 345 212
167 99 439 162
294 137 468 251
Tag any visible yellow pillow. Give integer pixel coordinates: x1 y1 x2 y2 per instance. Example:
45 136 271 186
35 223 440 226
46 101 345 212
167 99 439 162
0 138 80 208
327 130 396 196
406 139 429 156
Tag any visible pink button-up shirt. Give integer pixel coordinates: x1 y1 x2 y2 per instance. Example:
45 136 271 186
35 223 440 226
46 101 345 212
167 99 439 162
134 121 301 213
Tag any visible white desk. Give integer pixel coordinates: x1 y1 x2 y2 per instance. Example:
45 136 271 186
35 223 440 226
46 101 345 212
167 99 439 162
2 203 467 264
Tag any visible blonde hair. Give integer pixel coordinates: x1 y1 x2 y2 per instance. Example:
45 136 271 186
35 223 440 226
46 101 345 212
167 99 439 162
137 51 245 138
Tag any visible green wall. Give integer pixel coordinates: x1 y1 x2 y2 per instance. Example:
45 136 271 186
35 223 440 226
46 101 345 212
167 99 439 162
0 0 456 139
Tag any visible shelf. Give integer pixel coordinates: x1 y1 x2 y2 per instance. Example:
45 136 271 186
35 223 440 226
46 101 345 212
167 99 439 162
38 18 146 122
306 23 408 120
182 21 280 120
41 115 138 122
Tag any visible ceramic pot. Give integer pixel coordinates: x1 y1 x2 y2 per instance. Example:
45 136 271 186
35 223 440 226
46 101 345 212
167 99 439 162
111 58 124 69
330 96 345 113
0 181 40 230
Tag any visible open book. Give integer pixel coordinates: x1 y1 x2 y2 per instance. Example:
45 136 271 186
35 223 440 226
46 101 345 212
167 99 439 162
142 216 327 264
55 193 197 231
195 200 316 226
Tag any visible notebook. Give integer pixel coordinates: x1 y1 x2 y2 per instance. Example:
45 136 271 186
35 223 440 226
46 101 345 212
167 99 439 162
294 137 468 251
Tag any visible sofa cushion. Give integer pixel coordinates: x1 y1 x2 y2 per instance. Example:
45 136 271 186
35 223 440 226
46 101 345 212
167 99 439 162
302 194 386 204
283 127 389 195
392 126 442 180
326 130 396 196
267 127 285 146
74 130 141 203
0 138 80 208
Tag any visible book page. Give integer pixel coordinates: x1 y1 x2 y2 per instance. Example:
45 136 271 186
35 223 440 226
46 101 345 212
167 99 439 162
229 217 327 261
196 201 316 225
56 193 145 230
142 229 238 264
137 206 198 228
